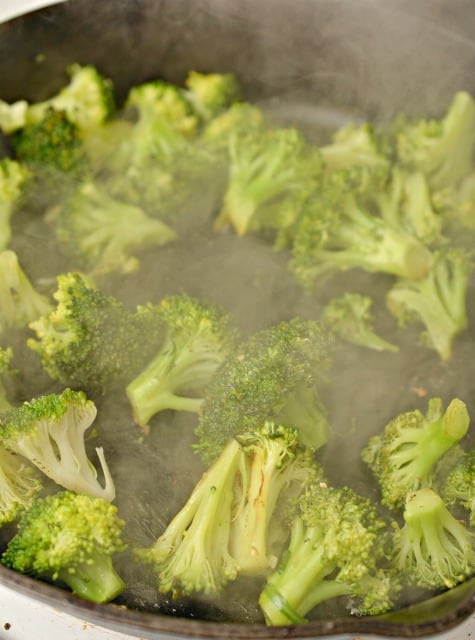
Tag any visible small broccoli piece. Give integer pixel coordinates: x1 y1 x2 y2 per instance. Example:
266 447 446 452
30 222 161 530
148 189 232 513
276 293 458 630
362 397 470 511
0 446 42 525
54 180 177 275
195 318 332 463
215 127 321 237
126 293 237 430
319 122 390 171
28 272 162 394
394 488 475 590
321 293 399 352
441 448 475 526
0 99 28 134
258 484 394 625
230 423 319 576
0 346 15 413
0 250 52 332
396 91 475 190
200 101 266 151
2 490 126 603
0 388 115 501
0 158 30 250
183 70 241 121
290 167 434 288
386 249 471 361
136 437 243 597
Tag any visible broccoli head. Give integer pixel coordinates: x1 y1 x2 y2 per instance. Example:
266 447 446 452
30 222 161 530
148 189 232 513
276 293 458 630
0 388 115 501
2 490 126 603
184 70 241 121
362 397 470 510
441 448 475 526
394 488 475 590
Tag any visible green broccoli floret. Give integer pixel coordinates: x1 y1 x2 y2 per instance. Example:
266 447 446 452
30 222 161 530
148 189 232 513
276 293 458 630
136 436 243 597
183 70 241 121
195 318 332 463
200 101 266 151
214 127 322 236
54 180 177 276
0 388 115 501
258 484 394 625
386 249 471 361
394 488 475 590
27 272 162 394
126 293 237 430
0 158 30 250
319 122 390 171
441 448 475 526
2 490 126 603
0 446 42 525
0 346 15 413
290 166 434 288
396 91 475 190
321 292 399 352
362 397 470 510
0 250 52 332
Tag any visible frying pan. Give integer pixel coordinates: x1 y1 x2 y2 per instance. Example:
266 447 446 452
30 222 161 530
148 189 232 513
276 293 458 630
1 1 475 638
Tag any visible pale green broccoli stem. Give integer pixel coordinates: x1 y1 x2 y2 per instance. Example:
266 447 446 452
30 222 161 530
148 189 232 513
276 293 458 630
0 448 42 525
276 385 330 450
58 553 125 603
396 488 475 589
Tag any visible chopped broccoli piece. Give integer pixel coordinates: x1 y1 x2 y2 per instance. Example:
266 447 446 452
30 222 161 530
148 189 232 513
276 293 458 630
396 91 475 190
321 292 399 352
0 250 52 332
0 446 42 525
184 70 241 121
0 158 30 250
319 122 390 171
290 166 434 288
386 249 471 361
54 180 177 276
126 293 237 430
0 99 28 134
394 488 475 590
441 448 475 526
2 490 126 603
362 397 470 510
0 388 115 501
27 272 162 394
259 484 394 625
195 318 332 463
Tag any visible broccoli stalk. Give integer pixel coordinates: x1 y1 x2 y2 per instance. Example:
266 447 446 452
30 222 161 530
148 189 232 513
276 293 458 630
136 437 243 597
0 250 52 332
441 448 475 526
258 484 393 625
394 488 475 589
0 158 30 250
126 294 237 430
1 491 126 603
386 249 471 361
0 447 42 525
0 388 116 502
362 397 470 510
195 318 332 463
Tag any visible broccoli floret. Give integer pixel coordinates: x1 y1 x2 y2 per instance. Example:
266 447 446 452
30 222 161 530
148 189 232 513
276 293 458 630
2 490 126 603
215 127 322 236
321 293 399 352
126 293 237 430
183 70 241 121
386 249 471 361
0 99 28 135
136 436 243 597
200 101 266 151
394 488 475 590
195 318 332 463
54 180 177 276
0 158 30 250
0 388 115 501
319 122 390 171
258 484 394 625
362 397 470 510
28 272 162 394
290 166 434 288
396 91 475 190
441 448 475 526
0 250 52 332
0 446 42 525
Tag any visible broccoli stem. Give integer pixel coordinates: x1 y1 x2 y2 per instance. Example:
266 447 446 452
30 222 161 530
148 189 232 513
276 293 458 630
58 553 125 603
